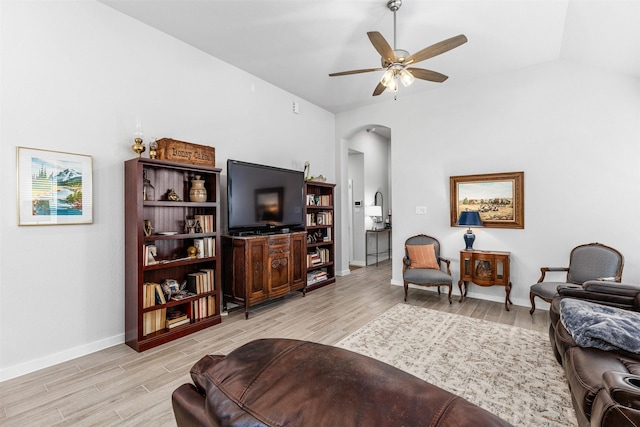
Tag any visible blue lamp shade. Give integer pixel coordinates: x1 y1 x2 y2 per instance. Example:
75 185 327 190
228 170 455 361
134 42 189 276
457 211 483 250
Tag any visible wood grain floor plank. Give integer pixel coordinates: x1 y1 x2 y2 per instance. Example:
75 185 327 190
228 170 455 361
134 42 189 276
0 260 549 426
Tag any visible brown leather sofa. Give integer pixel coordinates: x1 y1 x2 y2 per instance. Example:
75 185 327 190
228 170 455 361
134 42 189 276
172 338 512 427
549 281 640 426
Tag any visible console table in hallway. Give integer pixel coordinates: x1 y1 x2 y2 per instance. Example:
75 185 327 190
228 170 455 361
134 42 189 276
366 228 392 267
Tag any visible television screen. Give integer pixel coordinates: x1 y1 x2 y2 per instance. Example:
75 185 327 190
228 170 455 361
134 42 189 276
227 159 305 233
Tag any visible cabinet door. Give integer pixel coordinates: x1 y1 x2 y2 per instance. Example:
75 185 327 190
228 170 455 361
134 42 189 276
471 252 495 286
460 251 473 281
494 254 510 286
244 238 268 302
267 236 291 297
290 233 306 290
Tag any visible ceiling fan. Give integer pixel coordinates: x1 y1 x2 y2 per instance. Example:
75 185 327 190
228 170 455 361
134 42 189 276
329 0 468 97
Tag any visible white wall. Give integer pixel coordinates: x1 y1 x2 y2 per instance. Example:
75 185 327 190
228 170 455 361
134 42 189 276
0 0 334 380
336 60 640 307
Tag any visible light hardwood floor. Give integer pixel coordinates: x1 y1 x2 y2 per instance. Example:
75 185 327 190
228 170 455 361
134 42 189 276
0 261 551 426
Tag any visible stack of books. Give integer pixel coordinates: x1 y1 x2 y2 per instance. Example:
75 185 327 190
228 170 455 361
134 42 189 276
307 270 328 285
165 311 190 330
306 248 330 267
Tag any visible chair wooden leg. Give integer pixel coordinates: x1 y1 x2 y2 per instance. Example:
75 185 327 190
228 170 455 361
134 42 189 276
404 281 408 302
447 284 452 304
529 291 536 315
437 286 441 295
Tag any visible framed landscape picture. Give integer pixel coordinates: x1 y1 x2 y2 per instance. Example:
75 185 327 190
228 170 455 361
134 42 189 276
17 147 93 226
450 171 524 229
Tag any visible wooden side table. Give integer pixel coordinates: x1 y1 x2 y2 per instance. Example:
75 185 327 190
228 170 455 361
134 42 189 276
458 249 513 311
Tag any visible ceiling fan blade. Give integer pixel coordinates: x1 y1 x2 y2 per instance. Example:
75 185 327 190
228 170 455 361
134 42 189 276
367 31 396 64
407 68 449 83
404 34 468 65
372 82 386 96
329 67 383 77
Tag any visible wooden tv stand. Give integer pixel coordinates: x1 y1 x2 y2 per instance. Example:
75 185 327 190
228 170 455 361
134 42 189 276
222 232 306 318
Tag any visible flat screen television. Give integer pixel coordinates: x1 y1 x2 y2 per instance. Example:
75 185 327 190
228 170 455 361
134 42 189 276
227 159 305 234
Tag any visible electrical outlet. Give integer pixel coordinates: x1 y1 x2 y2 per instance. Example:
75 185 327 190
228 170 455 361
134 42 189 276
415 206 427 214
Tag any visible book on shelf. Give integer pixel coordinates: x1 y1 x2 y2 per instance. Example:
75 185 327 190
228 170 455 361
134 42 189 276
306 213 316 226
194 214 214 233
316 211 332 225
154 283 166 304
191 295 216 321
193 239 205 259
166 314 188 325
192 237 214 258
307 269 328 285
186 269 215 294
143 307 167 336
308 194 332 206
166 317 190 329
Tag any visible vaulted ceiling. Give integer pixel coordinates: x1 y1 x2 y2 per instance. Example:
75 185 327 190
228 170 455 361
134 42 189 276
100 0 640 113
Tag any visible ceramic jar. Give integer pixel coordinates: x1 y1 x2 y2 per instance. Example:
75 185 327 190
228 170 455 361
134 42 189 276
189 175 207 202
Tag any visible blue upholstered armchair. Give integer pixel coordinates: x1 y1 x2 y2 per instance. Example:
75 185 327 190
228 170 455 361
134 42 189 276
529 242 624 314
402 234 453 303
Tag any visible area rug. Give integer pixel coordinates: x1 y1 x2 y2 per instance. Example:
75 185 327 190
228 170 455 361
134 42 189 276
336 303 577 426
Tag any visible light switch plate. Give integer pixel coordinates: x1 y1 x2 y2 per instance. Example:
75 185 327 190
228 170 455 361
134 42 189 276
415 206 427 214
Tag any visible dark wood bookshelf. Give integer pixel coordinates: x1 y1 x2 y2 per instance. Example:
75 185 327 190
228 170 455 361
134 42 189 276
124 158 222 352
304 181 336 291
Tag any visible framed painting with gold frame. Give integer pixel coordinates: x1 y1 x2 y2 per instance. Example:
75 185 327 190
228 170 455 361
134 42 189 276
17 147 93 225
450 171 524 229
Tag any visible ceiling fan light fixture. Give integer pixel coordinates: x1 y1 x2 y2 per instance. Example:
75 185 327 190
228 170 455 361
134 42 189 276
380 68 396 88
399 68 415 87
384 76 398 92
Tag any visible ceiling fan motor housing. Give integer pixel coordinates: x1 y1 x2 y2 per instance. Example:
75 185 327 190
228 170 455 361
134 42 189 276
382 49 410 67
387 0 402 12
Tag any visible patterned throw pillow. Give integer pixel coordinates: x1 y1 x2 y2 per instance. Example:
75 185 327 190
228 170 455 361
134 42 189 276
406 244 439 269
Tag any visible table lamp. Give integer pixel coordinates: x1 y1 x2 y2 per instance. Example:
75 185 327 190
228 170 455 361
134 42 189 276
365 205 383 230
457 211 483 250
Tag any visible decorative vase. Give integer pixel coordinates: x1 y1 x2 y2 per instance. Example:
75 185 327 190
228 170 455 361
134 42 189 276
189 175 207 202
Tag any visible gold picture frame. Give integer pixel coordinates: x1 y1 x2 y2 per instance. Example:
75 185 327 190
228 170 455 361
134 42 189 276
17 147 93 225
450 171 524 229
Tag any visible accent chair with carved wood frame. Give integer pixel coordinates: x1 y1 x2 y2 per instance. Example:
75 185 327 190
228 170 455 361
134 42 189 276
402 234 453 304
529 242 624 314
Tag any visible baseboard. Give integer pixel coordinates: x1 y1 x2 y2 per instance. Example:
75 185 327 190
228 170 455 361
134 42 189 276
0 333 125 382
336 268 351 276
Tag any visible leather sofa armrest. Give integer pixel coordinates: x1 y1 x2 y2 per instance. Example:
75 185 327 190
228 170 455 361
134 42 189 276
558 282 640 311
582 281 640 296
591 372 640 427
172 384 218 427
602 371 640 408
